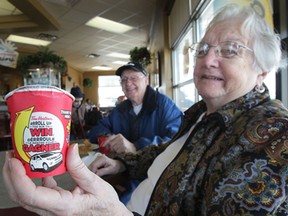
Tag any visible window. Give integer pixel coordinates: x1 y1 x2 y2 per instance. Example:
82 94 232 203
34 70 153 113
265 71 276 99
172 2 214 112
174 83 197 111
173 28 194 84
172 28 195 112
98 75 122 107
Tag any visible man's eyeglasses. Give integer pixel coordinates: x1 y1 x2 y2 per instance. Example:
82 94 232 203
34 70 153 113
120 75 145 84
190 41 253 58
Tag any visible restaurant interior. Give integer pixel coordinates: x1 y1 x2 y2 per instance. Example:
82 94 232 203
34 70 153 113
0 0 287 213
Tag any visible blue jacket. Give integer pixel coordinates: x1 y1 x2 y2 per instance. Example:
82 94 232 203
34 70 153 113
87 86 183 149
87 86 182 204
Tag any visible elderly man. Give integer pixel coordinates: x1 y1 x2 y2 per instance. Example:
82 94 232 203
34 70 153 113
87 62 182 204
87 62 182 153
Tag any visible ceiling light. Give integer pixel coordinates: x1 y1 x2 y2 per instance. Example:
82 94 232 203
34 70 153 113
92 65 112 70
85 16 133 34
107 52 130 59
7 35 51 46
113 60 128 65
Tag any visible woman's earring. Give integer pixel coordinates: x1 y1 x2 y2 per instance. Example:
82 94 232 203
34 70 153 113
255 85 265 93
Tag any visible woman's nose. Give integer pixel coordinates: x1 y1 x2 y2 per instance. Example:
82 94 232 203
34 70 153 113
202 48 220 66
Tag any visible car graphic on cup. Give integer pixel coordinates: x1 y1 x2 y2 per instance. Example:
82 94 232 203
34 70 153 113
29 152 63 172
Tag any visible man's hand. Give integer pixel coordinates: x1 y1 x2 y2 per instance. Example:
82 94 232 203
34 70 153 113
104 134 136 153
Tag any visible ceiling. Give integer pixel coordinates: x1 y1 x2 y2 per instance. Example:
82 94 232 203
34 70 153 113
0 0 159 72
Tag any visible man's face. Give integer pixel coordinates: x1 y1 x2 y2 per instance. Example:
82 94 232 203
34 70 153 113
120 69 148 105
72 97 83 108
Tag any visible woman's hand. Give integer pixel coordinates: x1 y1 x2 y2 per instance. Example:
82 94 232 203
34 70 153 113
2 144 132 216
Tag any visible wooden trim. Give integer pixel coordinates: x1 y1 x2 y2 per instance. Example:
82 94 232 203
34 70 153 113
0 0 60 33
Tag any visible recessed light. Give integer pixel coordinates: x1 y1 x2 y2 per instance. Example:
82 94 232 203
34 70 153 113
113 61 128 65
92 65 112 70
7 34 51 46
107 52 129 59
85 16 133 34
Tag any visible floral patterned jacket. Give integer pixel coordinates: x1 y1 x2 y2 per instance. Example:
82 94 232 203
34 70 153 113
119 87 288 216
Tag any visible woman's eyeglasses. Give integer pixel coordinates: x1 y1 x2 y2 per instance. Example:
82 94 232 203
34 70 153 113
190 41 253 58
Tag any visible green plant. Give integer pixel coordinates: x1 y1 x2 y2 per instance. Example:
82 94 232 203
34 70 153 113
129 46 151 68
83 78 93 88
17 46 67 77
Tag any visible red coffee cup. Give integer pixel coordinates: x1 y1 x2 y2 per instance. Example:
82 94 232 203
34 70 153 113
5 85 74 178
97 136 110 154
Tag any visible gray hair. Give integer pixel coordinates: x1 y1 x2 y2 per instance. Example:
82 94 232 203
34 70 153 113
206 4 284 74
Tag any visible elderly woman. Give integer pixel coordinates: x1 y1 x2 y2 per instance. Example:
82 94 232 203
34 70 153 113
3 4 288 216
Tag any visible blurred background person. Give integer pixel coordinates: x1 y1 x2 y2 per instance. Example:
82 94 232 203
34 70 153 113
84 104 103 132
84 98 93 112
70 86 86 140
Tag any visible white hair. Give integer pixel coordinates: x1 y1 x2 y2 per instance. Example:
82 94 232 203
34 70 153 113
207 4 285 74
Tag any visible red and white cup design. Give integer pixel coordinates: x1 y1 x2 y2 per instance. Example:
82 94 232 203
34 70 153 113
5 85 74 178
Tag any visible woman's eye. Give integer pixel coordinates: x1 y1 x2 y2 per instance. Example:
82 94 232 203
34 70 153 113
221 47 237 57
197 47 207 56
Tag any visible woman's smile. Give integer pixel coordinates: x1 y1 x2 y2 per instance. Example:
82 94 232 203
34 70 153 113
201 74 224 81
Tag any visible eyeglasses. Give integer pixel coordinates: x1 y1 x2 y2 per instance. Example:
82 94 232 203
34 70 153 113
120 75 145 84
190 41 253 58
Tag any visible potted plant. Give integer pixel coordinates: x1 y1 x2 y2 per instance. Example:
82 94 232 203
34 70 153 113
83 78 93 88
17 47 67 87
129 46 151 68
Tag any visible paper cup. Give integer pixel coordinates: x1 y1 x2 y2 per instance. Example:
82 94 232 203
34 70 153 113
5 85 74 178
97 136 110 154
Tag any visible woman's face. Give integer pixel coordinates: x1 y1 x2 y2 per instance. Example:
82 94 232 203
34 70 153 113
194 20 266 112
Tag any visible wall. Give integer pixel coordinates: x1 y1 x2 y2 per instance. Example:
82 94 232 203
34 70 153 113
63 65 83 93
274 0 288 107
279 0 288 107
148 0 175 98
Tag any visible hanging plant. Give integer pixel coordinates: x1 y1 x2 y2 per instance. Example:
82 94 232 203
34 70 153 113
17 46 67 77
83 78 93 88
129 46 151 68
